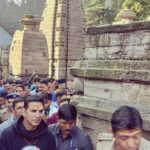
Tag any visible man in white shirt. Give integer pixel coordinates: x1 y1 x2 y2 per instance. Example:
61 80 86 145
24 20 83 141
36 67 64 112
97 106 150 150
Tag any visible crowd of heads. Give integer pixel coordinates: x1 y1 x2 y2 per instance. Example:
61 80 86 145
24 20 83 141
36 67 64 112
0 75 74 124
0 75 147 150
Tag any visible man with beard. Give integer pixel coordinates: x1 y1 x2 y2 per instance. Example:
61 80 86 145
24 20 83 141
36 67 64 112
0 95 56 150
97 105 150 150
49 104 93 150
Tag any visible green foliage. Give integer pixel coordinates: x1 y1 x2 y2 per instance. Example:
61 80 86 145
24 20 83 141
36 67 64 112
0 0 46 35
117 0 150 20
84 0 124 26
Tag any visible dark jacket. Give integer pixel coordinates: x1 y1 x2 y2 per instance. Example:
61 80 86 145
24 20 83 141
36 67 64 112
49 124 93 150
0 116 56 150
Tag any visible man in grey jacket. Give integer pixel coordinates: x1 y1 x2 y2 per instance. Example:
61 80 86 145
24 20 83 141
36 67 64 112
49 104 93 150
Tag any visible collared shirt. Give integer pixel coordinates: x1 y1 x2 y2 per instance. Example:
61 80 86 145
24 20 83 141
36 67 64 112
44 103 58 118
97 138 150 150
49 104 58 117
52 102 60 109
49 124 93 150
30 89 40 96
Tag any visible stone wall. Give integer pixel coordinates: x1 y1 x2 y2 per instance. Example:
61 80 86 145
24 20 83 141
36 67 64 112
0 46 9 78
85 21 150 60
70 21 150 148
40 0 84 87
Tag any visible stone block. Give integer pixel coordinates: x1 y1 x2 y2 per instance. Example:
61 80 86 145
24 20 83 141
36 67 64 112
96 46 121 60
73 77 84 90
85 48 97 59
85 86 111 99
84 80 122 91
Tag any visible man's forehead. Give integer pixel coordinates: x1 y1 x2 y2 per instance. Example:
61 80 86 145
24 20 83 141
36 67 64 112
16 87 23 90
7 98 15 101
59 119 76 123
116 129 142 136
28 102 43 108
15 101 24 106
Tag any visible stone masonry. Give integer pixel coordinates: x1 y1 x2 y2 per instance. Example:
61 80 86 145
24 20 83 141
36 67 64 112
0 46 10 78
9 15 48 78
70 21 150 148
40 0 84 87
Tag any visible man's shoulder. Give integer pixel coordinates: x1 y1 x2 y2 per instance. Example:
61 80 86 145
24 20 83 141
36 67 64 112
73 127 92 143
0 120 9 128
74 127 94 149
97 141 114 150
140 138 150 150
74 127 88 137
0 119 14 135
96 133 114 150
0 124 14 138
48 123 59 134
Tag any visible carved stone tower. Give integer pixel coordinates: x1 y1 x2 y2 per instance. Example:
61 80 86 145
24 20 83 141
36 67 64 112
40 0 84 87
9 15 48 78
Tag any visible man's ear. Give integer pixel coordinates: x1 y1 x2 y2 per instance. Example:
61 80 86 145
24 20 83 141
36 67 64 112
109 127 115 138
22 108 26 117
11 108 15 114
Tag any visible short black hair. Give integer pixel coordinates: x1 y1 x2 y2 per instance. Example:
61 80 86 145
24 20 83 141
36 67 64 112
40 79 48 85
12 97 24 108
56 92 64 98
34 77 41 83
111 105 143 132
43 92 52 101
16 84 25 91
0 88 7 97
24 95 44 109
46 78 54 83
3 79 14 85
22 82 29 87
15 80 23 85
58 104 77 121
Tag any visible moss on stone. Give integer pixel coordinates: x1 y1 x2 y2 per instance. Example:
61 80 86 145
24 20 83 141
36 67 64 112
70 60 150 83
86 21 150 35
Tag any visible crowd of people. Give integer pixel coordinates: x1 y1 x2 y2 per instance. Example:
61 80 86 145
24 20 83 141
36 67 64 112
0 74 149 150
0 75 75 125
0 75 93 150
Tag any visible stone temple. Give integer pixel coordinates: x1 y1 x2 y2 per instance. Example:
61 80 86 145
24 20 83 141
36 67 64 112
40 0 85 87
9 15 48 78
9 0 84 87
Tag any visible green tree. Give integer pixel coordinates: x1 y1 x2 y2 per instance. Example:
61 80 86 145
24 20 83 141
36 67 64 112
84 0 124 26
116 0 150 21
